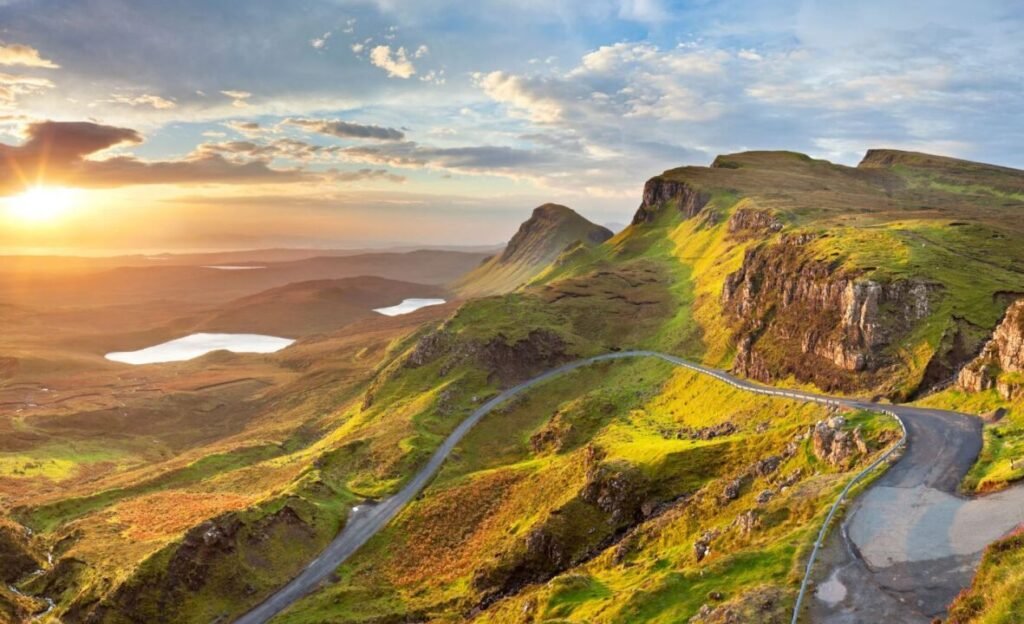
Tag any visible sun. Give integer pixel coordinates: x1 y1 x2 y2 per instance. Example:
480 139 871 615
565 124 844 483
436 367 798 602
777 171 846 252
4 186 79 224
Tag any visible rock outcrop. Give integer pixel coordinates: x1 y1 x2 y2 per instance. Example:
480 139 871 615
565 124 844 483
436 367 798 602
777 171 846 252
722 234 937 393
688 586 787 624
404 327 570 388
632 177 709 224
727 205 783 236
958 299 1024 399
811 416 868 468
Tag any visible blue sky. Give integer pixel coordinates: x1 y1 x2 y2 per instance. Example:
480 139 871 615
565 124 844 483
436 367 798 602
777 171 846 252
0 0 1022 250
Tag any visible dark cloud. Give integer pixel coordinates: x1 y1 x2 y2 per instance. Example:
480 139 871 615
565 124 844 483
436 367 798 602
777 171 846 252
0 120 303 194
286 117 405 141
16 120 142 160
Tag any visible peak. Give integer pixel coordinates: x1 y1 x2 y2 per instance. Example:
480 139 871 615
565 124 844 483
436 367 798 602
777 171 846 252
530 203 577 220
454 203 612 296
509 204 612 256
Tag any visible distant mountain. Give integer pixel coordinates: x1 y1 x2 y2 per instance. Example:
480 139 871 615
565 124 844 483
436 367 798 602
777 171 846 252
0 249 489 307
453 203 613 297
197 276 446 336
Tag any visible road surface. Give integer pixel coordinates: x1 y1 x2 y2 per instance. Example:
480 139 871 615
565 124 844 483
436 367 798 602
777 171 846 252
233 350 1021 624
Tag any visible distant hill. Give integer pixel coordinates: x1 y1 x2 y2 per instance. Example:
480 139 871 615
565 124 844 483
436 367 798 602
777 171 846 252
0 249 489 306
196 276 446 336
453 203 612 297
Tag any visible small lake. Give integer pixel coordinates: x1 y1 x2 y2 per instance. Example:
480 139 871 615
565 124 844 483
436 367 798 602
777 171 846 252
373 298 446 316
106 333 295 365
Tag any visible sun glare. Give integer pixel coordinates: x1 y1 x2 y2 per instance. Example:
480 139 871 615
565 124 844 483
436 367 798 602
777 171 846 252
4 186 79 224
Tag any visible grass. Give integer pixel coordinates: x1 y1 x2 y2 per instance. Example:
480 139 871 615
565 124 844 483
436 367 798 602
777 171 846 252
16 443 283 532
947 527 1024 623
0 441 128 481
271 359 898 624
918 387 1024 492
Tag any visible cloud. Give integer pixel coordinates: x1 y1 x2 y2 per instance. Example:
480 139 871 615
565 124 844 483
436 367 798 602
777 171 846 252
327 167 405 183
102 93 177 109
340 141 553 173
310 31 332 49
196 137 338 162
368 45 416 79
0 42 58 68
0 120 304 194
220 89 252 107
10 120 142 161
0 72 54 106
224 120 264 137
284 117 405 141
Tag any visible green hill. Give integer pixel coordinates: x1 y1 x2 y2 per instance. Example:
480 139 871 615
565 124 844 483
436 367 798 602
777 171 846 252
454 203 613 297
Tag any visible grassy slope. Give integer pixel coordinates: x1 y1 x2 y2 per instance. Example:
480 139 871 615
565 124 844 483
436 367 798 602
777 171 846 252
2 312 445 623
273 360 898 624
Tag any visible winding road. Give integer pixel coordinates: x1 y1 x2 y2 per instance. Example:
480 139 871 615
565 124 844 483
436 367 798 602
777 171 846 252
233 351 1024 624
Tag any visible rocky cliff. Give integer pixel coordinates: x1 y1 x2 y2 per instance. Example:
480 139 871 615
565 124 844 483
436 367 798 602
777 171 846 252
631 177 709 225
721 233 936 393
958 299 1024 399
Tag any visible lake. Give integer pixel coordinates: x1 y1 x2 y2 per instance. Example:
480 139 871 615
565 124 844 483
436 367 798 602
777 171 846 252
106 333 295 365
373 298 446 316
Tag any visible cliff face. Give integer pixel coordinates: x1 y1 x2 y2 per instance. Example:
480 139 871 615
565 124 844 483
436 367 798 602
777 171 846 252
631 177 709 224
958 299 1024 399
721 234 935 393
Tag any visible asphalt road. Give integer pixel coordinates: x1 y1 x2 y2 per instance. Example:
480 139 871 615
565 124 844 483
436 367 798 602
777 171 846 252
232 350 1017 624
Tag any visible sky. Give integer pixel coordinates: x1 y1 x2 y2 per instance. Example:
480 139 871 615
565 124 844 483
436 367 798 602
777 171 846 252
0 0 1022 252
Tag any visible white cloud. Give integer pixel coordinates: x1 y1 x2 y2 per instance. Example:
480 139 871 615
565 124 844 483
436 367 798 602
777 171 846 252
0 72 54 106
0 42 59 68
311 31 332 49
368 45 416 79
102 93 177 109
220 90 253 107
414 44 429 59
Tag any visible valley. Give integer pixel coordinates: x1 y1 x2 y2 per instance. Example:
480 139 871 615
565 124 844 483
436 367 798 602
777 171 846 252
3 149 1024 624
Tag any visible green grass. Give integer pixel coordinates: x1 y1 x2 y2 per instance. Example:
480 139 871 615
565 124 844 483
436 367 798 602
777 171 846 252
948 527 1024 623
16 443 284 532
0 442 128 481
271 359 898 624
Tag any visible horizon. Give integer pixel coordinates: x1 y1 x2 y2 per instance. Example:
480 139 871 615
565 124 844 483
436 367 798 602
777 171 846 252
2 0 1023 252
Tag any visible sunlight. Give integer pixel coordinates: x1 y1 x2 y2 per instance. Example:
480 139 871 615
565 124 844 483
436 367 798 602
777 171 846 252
4 186 79 224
